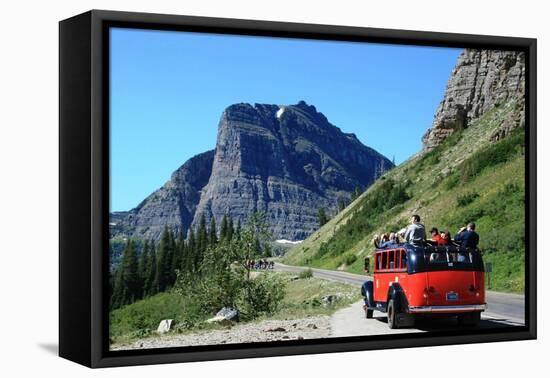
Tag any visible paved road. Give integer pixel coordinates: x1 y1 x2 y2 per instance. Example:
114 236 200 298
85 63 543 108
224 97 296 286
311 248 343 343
274 262 525 334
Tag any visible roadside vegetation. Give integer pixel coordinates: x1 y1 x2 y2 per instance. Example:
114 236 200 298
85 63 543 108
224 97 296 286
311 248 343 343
109 210 362 345
110 271 360 344
284 101 525 293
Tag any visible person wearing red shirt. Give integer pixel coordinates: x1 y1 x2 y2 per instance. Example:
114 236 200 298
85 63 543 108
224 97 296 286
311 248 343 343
430 227 447 245
440 230 450 245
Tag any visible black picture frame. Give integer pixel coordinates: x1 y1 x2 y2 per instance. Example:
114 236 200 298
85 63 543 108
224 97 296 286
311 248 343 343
59 9 537 368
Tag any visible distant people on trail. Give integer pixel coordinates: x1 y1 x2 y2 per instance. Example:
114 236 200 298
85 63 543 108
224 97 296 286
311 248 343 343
430 227 448 245
379 232 399 248
247 259 274 270
454 222 480 249
404 214 426 244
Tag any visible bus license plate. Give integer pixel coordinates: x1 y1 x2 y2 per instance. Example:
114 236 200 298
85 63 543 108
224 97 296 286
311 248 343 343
446 292 458 301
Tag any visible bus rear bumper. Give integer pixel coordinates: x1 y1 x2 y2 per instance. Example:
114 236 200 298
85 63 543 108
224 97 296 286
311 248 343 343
408 304 486 314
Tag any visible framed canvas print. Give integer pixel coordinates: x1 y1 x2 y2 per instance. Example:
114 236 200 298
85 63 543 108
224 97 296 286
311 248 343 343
59 10 537 368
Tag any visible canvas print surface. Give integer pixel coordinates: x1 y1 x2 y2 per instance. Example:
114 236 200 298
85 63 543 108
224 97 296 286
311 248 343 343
108 27 526 351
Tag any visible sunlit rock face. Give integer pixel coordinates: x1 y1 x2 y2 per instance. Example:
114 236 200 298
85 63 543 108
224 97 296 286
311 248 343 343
422 49 525 151
111 101 393 241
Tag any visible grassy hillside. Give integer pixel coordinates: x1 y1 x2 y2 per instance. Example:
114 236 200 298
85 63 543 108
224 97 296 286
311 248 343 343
283 101 525 293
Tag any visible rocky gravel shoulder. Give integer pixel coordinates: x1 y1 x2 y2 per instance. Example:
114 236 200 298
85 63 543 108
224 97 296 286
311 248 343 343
111 316 330 351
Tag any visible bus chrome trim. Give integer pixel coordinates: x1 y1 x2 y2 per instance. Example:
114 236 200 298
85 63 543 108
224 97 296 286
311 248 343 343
408 304 486 313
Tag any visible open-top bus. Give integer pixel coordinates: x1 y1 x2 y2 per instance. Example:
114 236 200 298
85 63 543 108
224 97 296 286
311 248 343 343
361 243 486 328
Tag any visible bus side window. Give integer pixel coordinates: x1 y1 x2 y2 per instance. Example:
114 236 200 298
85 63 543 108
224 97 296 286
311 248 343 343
389 250 395 270
401 249 407 269
395 249 401 269
381 252 387 270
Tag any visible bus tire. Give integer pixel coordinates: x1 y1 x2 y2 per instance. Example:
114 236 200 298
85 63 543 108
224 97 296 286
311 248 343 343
387 299 398 329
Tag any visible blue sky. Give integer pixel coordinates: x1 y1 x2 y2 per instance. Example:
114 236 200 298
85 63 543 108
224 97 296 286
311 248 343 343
110 27 462 212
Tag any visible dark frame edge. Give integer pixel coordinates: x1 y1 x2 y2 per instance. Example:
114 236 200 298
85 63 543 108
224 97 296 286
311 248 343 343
526 38 537 340
88 9 536 49
59 11 93 367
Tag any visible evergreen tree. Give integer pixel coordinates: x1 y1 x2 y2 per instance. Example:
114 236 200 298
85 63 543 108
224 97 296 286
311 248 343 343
155 227 173 292
165 228 178 286
137 240 149 299
220 214 229 241
337 197 348 212
173 228 185 275
263 242 272 258
144 240 157 297
253 236 262 257
111 267 124 309
113 239 140 307
351 186 362 202
186 228 196 272
227 217 234 241
318 208 329 227
374 159 386 180
197 214 208 257
209 217 218 245
235 219 241 241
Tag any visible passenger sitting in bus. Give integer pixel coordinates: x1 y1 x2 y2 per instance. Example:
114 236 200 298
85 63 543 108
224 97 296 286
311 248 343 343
457 252 468 262
454 222 480 249
430 227 446 245
372 234 381 249
404 214 426 245
379 232 399 248
429 252 445 263
440 229 450 245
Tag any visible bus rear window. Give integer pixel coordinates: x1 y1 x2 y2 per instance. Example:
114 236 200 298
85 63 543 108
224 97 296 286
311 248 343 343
424 250 472 266
407 246 484 273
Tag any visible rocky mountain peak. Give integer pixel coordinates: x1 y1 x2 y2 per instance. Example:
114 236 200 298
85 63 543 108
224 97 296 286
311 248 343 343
422 49 525 151
111 101 393 241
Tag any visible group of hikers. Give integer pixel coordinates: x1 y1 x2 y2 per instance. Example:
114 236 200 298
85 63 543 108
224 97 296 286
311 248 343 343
373 214 480 250
247 259 275 270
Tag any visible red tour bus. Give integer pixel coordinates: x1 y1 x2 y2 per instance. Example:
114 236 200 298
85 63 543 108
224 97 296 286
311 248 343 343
361 243 486 328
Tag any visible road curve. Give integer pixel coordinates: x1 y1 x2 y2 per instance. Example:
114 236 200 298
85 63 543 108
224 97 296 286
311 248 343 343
274 262 525 325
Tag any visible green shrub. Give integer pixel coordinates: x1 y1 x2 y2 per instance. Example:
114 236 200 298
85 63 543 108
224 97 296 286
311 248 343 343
342 253 357 266
237 273 286 320
317 242 330 257
444 173 460 190
298 268 314 279
456 192 479 207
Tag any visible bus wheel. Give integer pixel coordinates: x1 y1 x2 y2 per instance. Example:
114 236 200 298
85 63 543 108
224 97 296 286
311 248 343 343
387 299 398 329
363 305 373 319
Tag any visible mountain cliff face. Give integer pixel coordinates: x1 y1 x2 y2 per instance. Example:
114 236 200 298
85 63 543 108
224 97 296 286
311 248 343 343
111 101 393 241
422 49 525 151
192 101 393 240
